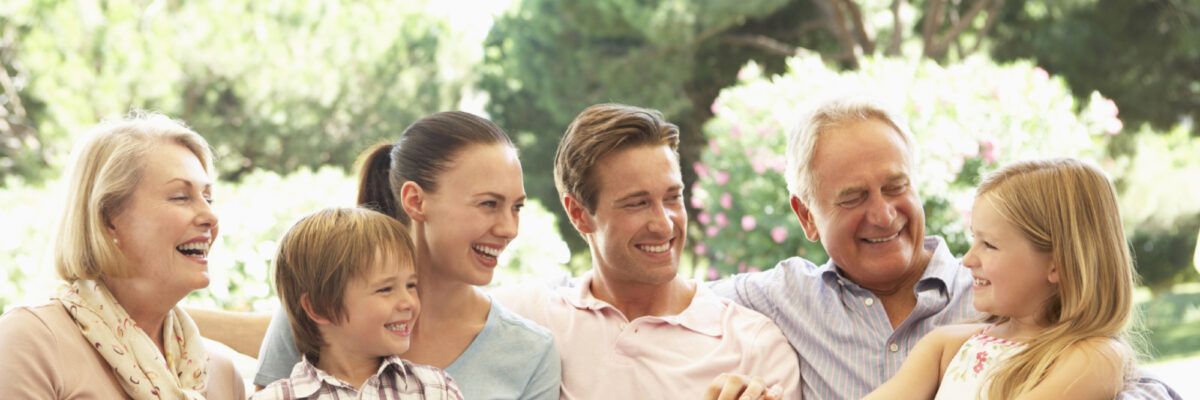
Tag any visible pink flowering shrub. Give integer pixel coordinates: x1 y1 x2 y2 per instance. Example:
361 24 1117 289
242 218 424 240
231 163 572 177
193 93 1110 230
692 55 1123 278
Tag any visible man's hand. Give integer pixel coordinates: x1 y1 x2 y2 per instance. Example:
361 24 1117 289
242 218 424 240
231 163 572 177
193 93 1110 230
703 373 782 400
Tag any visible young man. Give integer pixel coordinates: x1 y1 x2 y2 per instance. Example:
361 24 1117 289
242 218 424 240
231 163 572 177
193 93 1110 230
493 103 800 399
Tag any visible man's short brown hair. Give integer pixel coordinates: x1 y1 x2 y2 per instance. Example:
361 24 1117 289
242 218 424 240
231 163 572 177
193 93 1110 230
272 207 416 362
553 103 680 213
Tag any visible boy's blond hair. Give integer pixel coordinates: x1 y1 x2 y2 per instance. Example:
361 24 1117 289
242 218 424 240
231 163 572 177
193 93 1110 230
272 207 417 362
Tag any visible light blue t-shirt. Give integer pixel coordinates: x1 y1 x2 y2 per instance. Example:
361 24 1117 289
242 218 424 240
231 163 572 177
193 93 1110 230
255 298 561 400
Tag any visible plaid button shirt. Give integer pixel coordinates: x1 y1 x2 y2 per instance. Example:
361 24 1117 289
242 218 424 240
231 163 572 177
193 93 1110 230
251 355 463 400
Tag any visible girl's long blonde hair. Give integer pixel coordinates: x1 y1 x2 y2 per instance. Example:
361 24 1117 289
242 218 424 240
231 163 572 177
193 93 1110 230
975 157 1137 398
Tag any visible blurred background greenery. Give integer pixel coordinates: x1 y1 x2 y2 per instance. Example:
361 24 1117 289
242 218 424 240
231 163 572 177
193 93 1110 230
1 0 1197 389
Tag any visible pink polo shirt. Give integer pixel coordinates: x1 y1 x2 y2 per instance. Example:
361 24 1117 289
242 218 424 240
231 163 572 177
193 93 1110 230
493 273 801 400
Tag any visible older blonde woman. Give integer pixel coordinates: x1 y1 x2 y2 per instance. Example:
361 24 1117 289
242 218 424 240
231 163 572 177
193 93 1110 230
0 113 244 399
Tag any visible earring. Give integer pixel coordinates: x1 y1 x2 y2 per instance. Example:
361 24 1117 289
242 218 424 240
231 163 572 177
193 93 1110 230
112 237 119 246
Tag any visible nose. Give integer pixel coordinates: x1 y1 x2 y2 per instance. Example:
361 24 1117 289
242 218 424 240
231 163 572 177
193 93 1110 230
864 193 898 227
647 201 677 235
493 207 519 240
962 244 980 270
196 199 218 229
396 286 420 314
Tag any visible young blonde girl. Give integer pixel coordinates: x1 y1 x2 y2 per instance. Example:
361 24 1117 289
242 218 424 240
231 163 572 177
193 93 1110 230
865 157 1138 399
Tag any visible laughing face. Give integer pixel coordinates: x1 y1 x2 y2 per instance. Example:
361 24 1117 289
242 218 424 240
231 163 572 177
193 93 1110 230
107 141 217 298
417 144 524 286
574 145 686 287
322 250 420 361
792 117 929 292
963 195 1058 322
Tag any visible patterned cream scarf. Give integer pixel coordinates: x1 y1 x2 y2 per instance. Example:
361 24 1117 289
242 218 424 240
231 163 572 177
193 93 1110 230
56 280 209 399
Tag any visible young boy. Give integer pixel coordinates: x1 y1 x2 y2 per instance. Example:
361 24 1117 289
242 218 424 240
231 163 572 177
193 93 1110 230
253 207 462 399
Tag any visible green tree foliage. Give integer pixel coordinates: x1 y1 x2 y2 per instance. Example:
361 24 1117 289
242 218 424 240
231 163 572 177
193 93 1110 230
0 0 466 183
989 0 1200 136
482 0 1011 253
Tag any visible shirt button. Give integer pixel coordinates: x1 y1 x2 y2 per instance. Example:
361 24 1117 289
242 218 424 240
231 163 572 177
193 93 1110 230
865 298 875 306
620 322 628 330
889 343 900 352
837 279 845 286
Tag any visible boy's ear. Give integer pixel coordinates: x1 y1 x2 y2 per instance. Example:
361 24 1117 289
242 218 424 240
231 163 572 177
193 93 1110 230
400 181 427 223
300 293 333 326
562 194 595 234
791 195 821 242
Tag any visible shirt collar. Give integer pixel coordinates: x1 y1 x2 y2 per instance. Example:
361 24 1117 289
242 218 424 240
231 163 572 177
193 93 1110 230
291 354 411 397
818 236 955 294
558 271 724 337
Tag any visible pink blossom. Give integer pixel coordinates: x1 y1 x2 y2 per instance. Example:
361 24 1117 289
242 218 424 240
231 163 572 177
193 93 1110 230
707 267 720 281
698 212 711 225
706 225 720 237
752 157 767 174
716 213 728 227
980 139 1000 164
1033 67 1049 82
1105 118 1124 135
757 126 773 138
738 263 747 273
690 195 705 209
714 170 730 186
748 266 761 273
1099 98 1119 117
694 243 707 256
708 139 721 155
741 215 757 231
730 124 742 138
771 156 787 173
770 227 788 243
720 193 732 209
710 98 722 115
693 162 710 179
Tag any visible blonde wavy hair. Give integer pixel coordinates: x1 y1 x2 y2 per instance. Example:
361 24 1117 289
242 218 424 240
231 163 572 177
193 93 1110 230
54 111 213 281
975 157 1137 398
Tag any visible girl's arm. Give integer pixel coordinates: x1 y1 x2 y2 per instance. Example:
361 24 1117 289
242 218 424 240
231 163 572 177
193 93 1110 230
1017 338 1127 400
863 324 982 400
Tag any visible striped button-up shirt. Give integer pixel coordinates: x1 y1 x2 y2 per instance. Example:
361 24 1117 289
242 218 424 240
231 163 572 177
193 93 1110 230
251 355 463 400
711 236 980 400
711 236 1182 400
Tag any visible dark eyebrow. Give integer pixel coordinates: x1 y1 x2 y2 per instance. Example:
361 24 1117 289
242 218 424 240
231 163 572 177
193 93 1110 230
613 190 650 204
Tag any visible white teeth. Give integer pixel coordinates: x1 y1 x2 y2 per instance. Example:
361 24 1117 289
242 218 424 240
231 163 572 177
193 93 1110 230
472 245 501 258
385 322 408 331
176 241 210 257
638 243 670 253
974 279 991 286
864 232 900 243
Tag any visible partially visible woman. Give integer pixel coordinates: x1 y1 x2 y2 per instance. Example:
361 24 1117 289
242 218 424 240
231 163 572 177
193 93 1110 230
255 111 561 399
0 113 244 399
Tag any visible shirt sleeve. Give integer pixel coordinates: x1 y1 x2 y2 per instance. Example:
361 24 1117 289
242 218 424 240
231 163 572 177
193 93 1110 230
709 261 792 322
743 317 803 400
1117 373 1183 400
254 306 301 388
0 307 61 400
519 335 562 400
